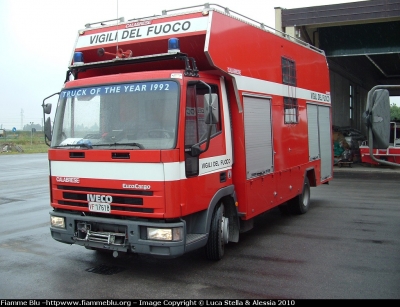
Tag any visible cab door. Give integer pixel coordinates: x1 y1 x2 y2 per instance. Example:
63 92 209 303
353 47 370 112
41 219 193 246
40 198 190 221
181 77 233 217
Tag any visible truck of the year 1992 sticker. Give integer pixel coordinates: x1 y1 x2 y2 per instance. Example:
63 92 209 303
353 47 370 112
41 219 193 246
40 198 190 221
43 4 333 260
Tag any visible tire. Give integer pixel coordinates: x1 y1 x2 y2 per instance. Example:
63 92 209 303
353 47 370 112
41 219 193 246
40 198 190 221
288 177 310 215
206 204 229 260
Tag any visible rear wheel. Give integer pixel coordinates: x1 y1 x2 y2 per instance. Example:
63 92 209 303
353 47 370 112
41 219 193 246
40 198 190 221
206 204 229 260
288 177 310 215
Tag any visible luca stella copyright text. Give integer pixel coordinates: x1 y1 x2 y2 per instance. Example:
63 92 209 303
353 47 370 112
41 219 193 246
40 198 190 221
139 300 292 306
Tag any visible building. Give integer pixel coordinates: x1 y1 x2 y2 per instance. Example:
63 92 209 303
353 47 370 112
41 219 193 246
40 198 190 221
275 0 400 136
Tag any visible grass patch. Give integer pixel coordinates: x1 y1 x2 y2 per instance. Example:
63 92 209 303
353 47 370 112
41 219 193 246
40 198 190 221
0 131 49 154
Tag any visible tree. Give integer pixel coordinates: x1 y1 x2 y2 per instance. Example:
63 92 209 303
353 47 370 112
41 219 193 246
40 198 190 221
23 123 42 131
390 104 400 121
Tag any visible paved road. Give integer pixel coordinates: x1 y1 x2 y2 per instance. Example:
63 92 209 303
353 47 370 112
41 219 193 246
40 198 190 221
0 153 399 299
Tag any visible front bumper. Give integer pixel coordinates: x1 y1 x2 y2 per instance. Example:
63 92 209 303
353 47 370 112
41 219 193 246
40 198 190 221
50 211 187 258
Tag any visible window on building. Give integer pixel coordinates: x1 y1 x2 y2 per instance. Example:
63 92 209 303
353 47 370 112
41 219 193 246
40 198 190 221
284 97 298 124
282 57 297 86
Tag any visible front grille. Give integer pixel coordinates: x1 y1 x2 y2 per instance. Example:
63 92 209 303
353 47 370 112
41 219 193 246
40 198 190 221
58 185 152 196
56 185 155 213
63 192 143 205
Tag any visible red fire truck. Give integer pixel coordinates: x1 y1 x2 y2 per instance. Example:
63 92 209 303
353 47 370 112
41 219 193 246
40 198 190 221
42 4 332 260
359 121 400 165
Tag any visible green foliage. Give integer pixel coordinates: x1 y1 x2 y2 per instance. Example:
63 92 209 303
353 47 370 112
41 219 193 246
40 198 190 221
391 104 400 121
0 131 49 154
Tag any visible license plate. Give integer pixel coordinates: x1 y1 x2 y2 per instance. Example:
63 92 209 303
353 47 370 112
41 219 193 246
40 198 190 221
88 202 111 213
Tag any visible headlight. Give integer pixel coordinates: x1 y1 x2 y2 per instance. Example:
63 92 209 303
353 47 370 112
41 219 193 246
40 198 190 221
50 216 65 229
147 227 183 241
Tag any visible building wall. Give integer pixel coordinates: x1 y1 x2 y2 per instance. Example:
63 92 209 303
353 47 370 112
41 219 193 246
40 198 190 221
330 70 350 128
330 69 369 137
277 1 400 136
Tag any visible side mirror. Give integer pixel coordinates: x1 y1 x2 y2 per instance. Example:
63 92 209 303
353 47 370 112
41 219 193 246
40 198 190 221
204 93 219 125
43 103 52 115
364 85 400 167
44 117 52 144
42 92 59 147
364 89 390 149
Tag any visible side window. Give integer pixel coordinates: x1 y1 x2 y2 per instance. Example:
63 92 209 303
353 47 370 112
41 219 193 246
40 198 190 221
284 97 299 124
282 57 296 86
282 57 298 124
185 83 221 147
184 82 221 177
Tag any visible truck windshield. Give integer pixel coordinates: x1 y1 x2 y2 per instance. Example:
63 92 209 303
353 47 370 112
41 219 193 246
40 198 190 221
51 81 179 149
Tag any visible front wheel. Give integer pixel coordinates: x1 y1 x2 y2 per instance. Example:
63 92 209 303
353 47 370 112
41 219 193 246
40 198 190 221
206 204 229 260
288 176 310 215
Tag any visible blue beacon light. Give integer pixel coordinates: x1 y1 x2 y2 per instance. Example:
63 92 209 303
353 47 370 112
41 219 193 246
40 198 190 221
168 38 180 53
73 52 84 65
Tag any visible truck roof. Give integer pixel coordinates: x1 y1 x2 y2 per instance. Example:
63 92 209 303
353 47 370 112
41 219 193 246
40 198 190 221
69 4 327 86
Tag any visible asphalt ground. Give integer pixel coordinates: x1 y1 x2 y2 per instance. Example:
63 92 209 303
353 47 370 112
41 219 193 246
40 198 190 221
333 161 400 178
1 154 399 299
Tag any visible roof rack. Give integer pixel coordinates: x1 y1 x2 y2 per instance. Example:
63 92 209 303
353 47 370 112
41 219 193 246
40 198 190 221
85 17 125 28
67 52 199 82
159 3 325 54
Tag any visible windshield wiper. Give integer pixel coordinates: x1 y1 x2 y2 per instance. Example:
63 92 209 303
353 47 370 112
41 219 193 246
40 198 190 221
54 143 92 149
93 142 144 149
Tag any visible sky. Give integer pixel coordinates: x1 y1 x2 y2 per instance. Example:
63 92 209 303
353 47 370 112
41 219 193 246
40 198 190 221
0 0 397 130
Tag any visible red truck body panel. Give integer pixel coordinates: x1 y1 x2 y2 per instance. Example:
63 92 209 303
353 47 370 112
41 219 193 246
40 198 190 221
46 5 332 259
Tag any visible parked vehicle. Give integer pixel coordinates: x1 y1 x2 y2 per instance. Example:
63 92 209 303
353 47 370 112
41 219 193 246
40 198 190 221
360 121 400 165
43 4 333 260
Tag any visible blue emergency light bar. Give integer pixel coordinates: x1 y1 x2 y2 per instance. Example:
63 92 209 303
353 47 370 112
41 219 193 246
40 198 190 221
73 52 84 65
168 38 180 53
